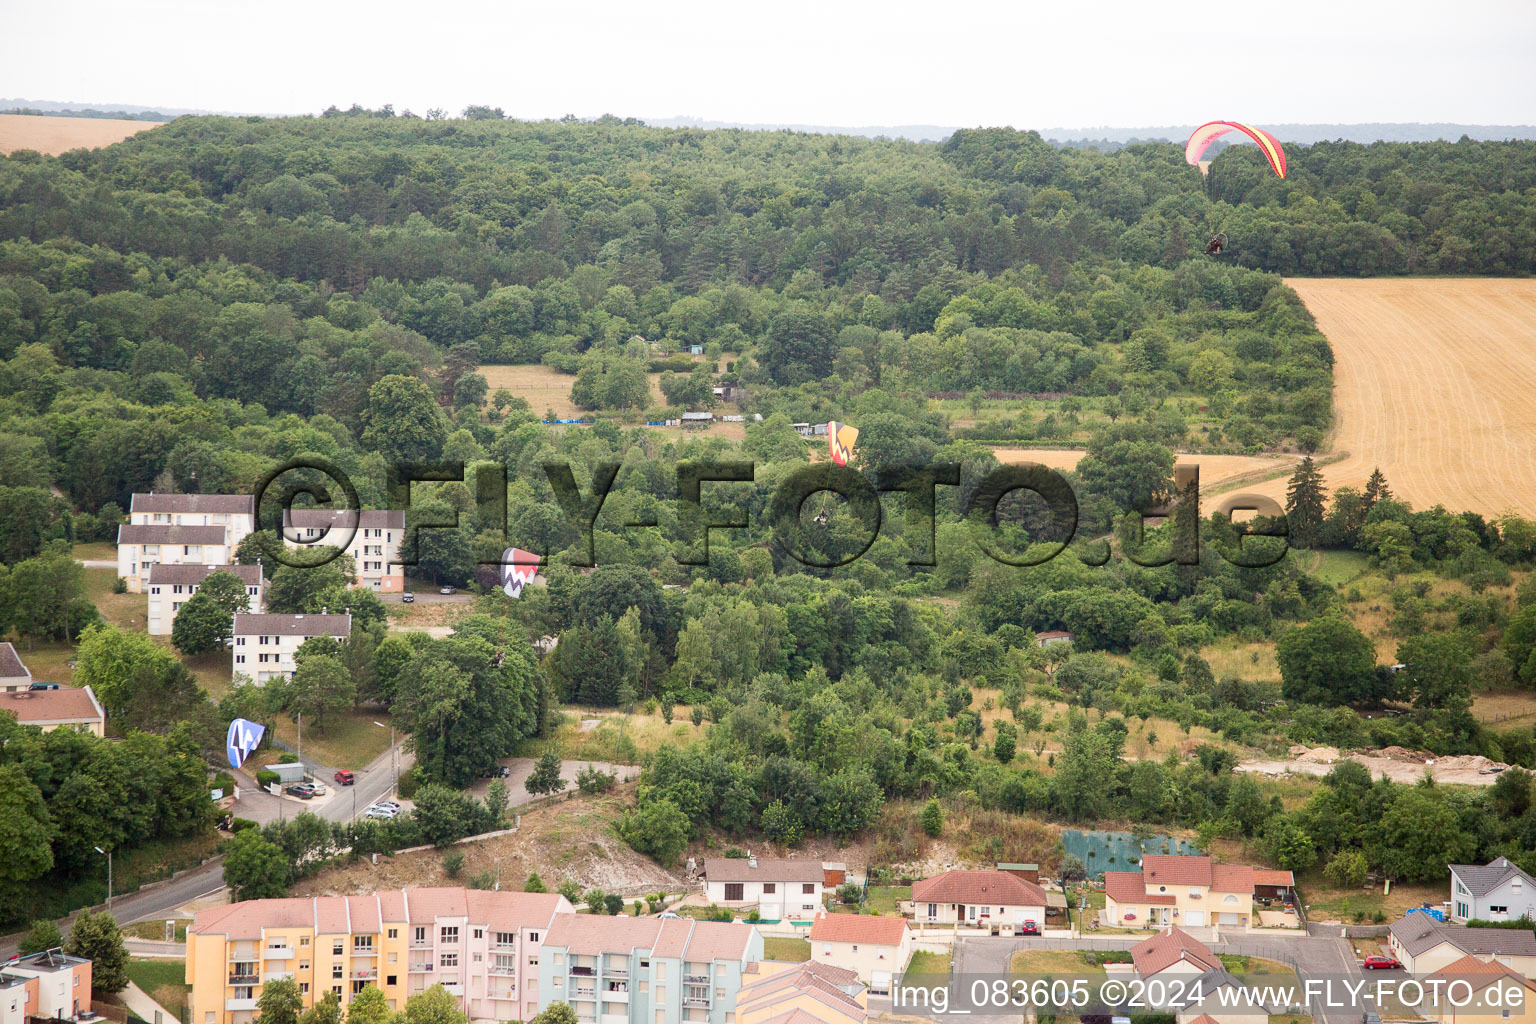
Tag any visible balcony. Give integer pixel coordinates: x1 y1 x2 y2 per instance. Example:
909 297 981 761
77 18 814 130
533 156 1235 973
570 966 596 977
684 974 709 984
350 969 378 981
489 965 517 977
683 997 710 1009
491 941 517 952
572 988 596 1000
408 940 433 950
226 999 260 1012
602 989 629 1004
407 963 434 974
350 947 378 957
604 965 628 978
228 974 259 986
263 947 295 960
442 985 464 997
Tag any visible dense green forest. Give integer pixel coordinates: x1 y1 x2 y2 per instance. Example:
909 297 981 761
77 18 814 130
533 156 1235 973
1 113 1535 917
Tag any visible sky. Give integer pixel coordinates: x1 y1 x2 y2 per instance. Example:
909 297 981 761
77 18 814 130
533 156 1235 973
4 0 1535 128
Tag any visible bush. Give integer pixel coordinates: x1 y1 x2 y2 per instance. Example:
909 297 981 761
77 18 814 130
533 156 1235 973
397 766 422 799
603 894 624 916
111 576 128 594
920 798 944 837
467 870 496 890
255 769 280 789
230 817 257 832
443 850 464 879
837 882 863 905
576 765 617 795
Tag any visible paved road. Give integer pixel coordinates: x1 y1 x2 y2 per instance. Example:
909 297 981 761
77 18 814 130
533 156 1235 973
236 741 413 826
76 559 117 569
949 933 1360 1024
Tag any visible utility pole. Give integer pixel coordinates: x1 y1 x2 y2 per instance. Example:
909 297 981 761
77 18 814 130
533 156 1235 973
94 846 112 910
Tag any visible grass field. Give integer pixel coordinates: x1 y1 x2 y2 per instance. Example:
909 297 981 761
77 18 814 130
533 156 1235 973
906 950 952 976
1244 279 1536 518
0 114 160 155
262 710 394 771
762 936 811 962
1009 949 1106 973
476 363 746 439
125 959 190 1018
124 921 189 942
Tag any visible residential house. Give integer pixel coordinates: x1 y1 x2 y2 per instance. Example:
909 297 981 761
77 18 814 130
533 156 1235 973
1036 630 1075 647
147 563 265 635
1129 926 1224 977
1450 858 1536 923
1424 956 1536 1024
1387 915 1536 976
0 685 105 736
737 961 866 1024
283 509 407 593
0 949 93 1022
807 915 912 987
1127 929 1262 1024
117 524 231 593
0 643 32 691
231 613 352 684
536 914 763 1024
186 888 572 1024
704 857 825 921
0 972 37 1024
908 869 1047 932
1102 855 1262 930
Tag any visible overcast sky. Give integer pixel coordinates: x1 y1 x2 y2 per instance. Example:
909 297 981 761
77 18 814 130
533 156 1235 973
4 0 1535 128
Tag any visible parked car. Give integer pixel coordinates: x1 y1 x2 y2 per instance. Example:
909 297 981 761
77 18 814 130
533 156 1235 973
365 803 398 819
308 780 327 795
334 770 355 786
1363 955 1402 970
1019 920 1040 936
401 592 415 603
479 765 511 778
375 799 401 811
439 586 456 595
286 783 315 799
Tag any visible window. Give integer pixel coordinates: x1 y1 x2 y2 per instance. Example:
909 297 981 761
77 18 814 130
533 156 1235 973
440 927 459 944
640 960 649 969
334 942 344 955
151 587 160 595
388 929 398 939
1492 905 1509 914
724 883 743 901
440 953 458 968
414 927 426 943
299 984 309 996
473 954 482 963
473 928 483 940
495 932 515 946
235 655 246 664
529 932 539 943
352 981 367 995
386 976 396 987
300 937 311 947
802 883 815 894
763 883 776 894
300 961 311 971
333 965 343 979
332 986 342 997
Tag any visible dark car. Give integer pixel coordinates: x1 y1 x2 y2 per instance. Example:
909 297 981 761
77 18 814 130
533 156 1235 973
479 765 511 778
285 783 315 799
1020 920 1040 936
1363 955 1402 970
334 770 355 786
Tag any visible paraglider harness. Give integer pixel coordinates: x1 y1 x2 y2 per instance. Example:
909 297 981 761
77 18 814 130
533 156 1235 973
1203 232 1228 256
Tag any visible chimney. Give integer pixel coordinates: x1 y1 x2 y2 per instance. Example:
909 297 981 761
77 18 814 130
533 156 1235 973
748 850 757 869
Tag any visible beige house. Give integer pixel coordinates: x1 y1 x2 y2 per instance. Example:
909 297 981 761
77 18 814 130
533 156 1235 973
1388 915 1536 976
283 509 406 594
0 684 105 736
147 563 265 635
704 857 826 921
1425 956 1536 1024
737 961 866 1024
1103 855 1259 930
807 914 912 987
232 613 352 684
908 869 1047 932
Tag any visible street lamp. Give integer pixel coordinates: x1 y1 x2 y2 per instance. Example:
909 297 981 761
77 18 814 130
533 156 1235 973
373 721 396 797
94 846 112 910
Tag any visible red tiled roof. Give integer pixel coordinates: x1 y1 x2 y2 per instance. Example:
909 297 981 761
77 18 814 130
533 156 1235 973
1210 864 1255 894
0 685 103 725
809 914 906 946
191 889 565 940
1185 1015 1222 1024
1130 926 1223 975
1252 869 1295 887
739 962 865 1022
1104 871 1175 906
1427 955 1536 993
1142 855 1213 886
911 870 1047 906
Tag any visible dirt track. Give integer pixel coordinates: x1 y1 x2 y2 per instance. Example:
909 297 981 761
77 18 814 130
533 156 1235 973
992 447 1299 493
0 113 160 154
1244 279 1536 518
1238 744 1511 786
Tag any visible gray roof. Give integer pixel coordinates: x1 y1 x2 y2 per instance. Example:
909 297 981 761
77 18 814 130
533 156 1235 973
131 493 254 515
704 858 824 883
233 613 352 638
1451 857 1536 897
0 642 30 680
1390 915 1536 958
283 508 406 529
146 563 263 586
118 524 229 545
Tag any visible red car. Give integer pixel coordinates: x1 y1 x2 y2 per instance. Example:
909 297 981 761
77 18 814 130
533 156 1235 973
333 769 355 786
1020 920 1040 936
1363 955 1402 970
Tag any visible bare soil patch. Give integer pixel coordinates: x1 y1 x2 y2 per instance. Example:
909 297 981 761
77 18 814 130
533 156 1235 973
1238 743 1511 787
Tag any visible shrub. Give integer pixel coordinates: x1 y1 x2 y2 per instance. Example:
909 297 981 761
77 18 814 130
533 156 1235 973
443 850 464 878
397 766 422 799
920 798 944 837
576 765 617 795
230 817 257 832
256 769 280 789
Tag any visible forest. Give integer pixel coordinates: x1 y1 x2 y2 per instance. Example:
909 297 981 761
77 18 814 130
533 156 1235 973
1 111 1535 918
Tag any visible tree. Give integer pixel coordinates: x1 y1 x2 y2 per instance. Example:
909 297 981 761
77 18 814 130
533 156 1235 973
1398 633 1475 713
289 654 356 730
400 985 468 1024
224 828 291 901
171 590 231 655
525 752 566 796
4 549 85 646
1277 616 1379 706
920 798 944 837
0 765 57 919
1324 849 1369 889
72 623 180 719
265 555 356 613
1051 730 1116 821
18 919 62 955
1284 456 1328 548
617 798 691 865
1370 786 1475 883
531 1004 580 1024
64 910 129 994
1259 816 1317 872
298 990 342 1024
255 978 303 1024
524 872 547 893
993 722 1017 764
361 374 446 464
344 986 390 1024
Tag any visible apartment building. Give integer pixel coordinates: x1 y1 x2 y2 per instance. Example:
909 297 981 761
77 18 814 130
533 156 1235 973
737 961 866 1024
703 857 825 921
186 888 573 1024
0 949 94 1022
116 493 255 592
147 563 265 635
283 509 406 593
231 613 352 684
537 915 763 1024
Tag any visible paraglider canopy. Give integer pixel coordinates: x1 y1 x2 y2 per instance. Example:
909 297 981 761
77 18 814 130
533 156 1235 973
828 421 859 467
1185 121 1287 178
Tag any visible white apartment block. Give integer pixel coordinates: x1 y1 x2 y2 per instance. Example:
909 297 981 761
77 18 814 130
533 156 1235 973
232 613 351 684
147 563 265 635
283 509 406 593
118 493 254 592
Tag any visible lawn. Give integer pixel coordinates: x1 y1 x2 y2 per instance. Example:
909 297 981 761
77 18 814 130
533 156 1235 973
1300 881 1441 924
72 541 117 561
516 708 697 764
83 567 147 630
1305 549 1372 586
124 921 188 942
126 959 189 1018
264 710 394 772
1218 954 1295 975
829 885 910 915
906 950 953 976
1010 949 1107 973
762 937 811 962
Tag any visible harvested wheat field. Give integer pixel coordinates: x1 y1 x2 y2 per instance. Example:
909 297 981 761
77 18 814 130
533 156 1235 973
0 113 160 155
1242 279 1536 518
991 447 1299 493
478 363 667 418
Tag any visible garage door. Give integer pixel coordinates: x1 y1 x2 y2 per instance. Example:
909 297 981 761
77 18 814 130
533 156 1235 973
1183 910 1205 926
1219 912 1241 926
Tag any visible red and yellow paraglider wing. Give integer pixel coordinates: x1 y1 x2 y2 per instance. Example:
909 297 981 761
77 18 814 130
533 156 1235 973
1185 121 1287 178
828 421 859 466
